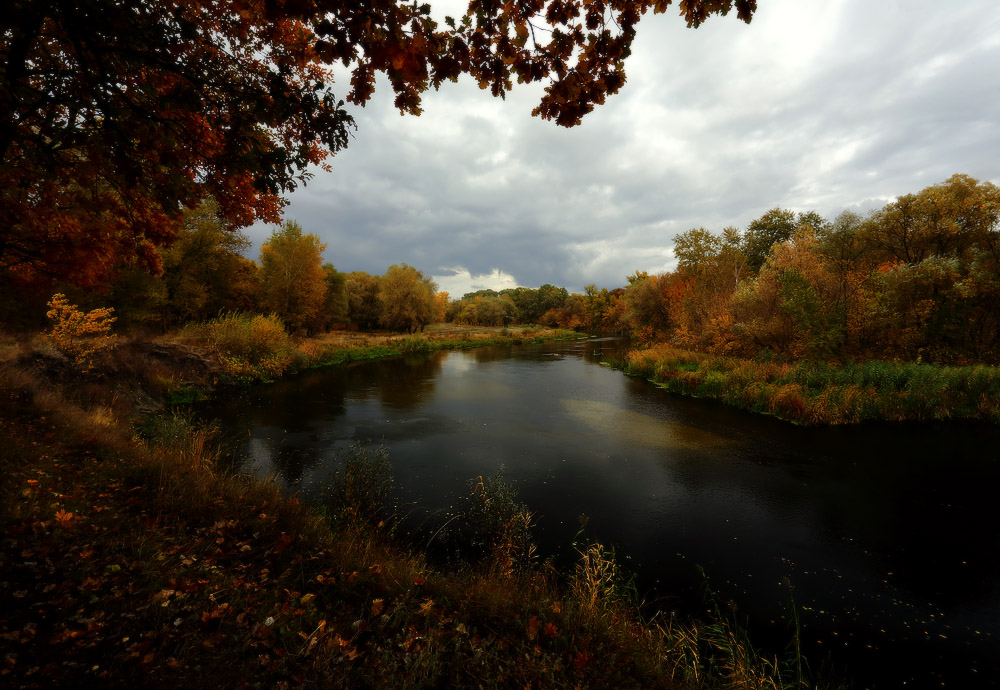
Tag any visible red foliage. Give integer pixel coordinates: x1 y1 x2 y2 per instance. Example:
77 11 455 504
1 1 754 292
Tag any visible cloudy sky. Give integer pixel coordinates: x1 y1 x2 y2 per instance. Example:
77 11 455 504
247 0 1000 296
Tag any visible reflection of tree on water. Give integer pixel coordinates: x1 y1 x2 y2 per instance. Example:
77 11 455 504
210 368 351 484
255 437 322 487
370 352 444 409
469 345 519 364
211 351 447 485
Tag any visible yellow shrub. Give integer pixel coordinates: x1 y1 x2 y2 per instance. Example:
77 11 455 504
192 312 294 383
46 293 117 371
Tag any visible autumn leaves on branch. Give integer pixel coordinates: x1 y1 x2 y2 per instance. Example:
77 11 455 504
1 0 753 296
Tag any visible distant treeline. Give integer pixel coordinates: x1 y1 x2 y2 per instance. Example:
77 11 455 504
445 284 623 330
450 173 1000 366
5 174 998 367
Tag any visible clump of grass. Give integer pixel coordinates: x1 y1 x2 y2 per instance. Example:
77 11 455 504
133 409 219 470
323 443 394 525
162 384 209 404
183 312 295 384
311 344 401 366
571 541 634 617
397 334 434 353
447 468 536 576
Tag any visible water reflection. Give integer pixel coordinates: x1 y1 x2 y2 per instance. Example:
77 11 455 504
562 398 734 450
199 338 1000 689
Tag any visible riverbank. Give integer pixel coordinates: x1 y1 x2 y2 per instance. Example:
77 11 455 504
619 344 1000 425
304 324 585 366
0 332 830 688
174 316 582 388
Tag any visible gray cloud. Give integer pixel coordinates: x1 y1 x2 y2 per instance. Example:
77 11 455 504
247 0 1000 294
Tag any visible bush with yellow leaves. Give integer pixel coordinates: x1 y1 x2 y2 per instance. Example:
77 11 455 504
46 293 118 371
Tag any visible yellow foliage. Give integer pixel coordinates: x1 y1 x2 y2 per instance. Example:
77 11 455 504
46 293 117 371
197 313 295 383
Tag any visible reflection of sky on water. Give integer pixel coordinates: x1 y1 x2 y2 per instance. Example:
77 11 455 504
200 339 1000 689
561 397 733 450
439 350 475 375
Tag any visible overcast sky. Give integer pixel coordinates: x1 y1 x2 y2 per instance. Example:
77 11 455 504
247 0 1000 296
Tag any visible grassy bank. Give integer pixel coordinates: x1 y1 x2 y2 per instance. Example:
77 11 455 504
304 325 583 366
180 316 582 385
620 344 1000 425
1 344 834 688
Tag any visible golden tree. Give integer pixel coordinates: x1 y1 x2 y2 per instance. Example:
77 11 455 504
257 221 328 334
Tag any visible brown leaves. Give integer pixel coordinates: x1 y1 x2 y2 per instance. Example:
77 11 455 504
54 509 75 528
1 1 352 291
417 598 435 616
527 614 539 640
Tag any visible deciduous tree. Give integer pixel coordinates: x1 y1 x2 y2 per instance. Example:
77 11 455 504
345 271 381 331
672 227 722 272
623 272 675 341
108 200 257 329
1 1 349 290
257 221 327 333
1 0 755 294
729 228 842 358
454 294 519 326
319 263 349 330
377 264 436 333
741 208 799 273
860 174 1000 265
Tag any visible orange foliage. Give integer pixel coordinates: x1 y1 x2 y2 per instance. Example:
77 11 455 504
2 1 754 294
433 292 450 323
46 293 118 371
622 175 1000 364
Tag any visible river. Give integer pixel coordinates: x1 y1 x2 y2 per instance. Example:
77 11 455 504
198 337 1000 689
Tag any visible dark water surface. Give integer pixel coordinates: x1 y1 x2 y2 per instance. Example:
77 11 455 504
198 338 1000 689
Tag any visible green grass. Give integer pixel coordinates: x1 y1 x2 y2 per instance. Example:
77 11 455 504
311 344 401 366
619 344 1000 425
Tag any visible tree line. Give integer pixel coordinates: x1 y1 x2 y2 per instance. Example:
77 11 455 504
99 201 607 337
5 172 997 368
93 201 442 336
434 172 1000 367
616 174 1000 364
0 192 597 336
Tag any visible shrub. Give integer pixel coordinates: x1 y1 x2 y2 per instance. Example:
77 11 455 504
46 293 118 372
325 443 394 524
188 312 295 383
397 335 433 353
455 468 536 576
